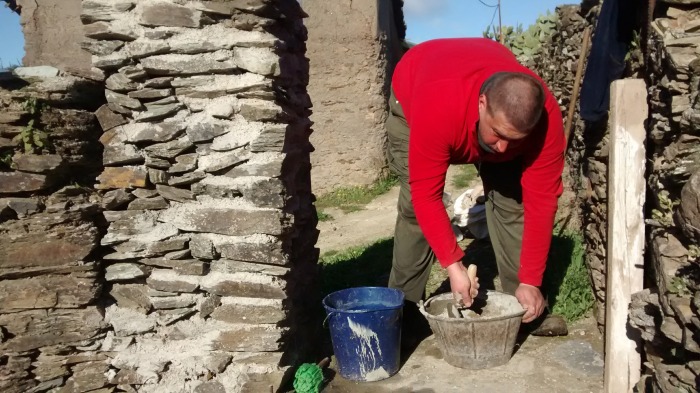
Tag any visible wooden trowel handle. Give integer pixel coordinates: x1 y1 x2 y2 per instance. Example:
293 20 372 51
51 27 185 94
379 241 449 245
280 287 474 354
467 264 478 298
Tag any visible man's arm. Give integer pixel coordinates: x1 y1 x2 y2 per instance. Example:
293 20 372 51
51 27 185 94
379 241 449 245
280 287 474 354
406 81 477 302
517 94 566 321
519 97 566 287
406 81 468 268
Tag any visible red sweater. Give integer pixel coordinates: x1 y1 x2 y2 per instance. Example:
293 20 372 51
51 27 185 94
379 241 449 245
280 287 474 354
392 38 565 287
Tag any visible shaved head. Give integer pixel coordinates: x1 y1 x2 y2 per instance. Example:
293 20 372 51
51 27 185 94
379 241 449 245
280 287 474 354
480 72 545 132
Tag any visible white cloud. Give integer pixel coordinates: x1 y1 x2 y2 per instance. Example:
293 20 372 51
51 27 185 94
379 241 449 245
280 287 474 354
403 0 449 17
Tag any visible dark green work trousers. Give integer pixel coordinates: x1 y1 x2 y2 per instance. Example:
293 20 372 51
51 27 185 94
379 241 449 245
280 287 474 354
386 89 524 303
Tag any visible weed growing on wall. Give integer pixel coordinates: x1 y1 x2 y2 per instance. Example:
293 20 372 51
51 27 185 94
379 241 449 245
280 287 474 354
16 97 50 154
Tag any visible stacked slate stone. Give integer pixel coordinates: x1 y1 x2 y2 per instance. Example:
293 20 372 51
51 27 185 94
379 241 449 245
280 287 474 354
0 68 107 392
527 3 609 329
574 0 608 332
83 0 315 391
628 5 700 392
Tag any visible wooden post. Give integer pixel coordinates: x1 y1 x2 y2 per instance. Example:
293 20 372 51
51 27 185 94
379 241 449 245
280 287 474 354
498 0 504 45
564 26 591 146
604 79 647 393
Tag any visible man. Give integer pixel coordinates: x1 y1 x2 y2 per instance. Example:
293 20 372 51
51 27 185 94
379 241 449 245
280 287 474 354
386 38 566 335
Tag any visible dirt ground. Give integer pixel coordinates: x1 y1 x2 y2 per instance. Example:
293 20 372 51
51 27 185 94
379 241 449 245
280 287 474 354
314 166 604 393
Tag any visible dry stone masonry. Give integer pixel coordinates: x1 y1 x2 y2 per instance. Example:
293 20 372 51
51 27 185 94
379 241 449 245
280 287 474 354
526 2 605 326
1 0 318 392
531 2 700 390
0 68 107 392
628 4 700 391
87 0 316 391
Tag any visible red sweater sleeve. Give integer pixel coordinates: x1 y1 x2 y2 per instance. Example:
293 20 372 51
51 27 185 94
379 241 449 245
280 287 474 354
406 81 466 268
518 96 566 286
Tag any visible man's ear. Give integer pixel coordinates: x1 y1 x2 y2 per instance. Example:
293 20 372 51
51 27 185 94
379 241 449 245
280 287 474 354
478 94 487 112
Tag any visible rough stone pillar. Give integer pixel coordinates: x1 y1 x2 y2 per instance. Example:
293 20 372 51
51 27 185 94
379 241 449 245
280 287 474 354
304 0 405 195
84 0 315 391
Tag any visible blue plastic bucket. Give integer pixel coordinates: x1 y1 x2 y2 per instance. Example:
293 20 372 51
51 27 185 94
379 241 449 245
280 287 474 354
322 287 404 382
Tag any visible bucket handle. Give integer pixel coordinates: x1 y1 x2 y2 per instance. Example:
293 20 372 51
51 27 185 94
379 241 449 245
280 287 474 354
322 312 336 328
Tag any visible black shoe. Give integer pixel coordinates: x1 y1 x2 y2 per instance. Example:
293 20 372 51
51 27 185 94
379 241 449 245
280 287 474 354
520 313 568 337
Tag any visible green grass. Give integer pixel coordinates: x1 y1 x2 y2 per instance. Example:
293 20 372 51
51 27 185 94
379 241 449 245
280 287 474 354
451 164 478 189
316 211 334 222
315 174 398 213
544 230 594 322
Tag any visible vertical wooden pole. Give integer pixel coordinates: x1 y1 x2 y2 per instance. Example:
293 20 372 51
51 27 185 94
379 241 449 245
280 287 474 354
564 26 591 147
604 79 647 393
498 0 504 44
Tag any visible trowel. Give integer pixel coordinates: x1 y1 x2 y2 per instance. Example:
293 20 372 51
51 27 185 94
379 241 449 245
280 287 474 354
448 264 482 318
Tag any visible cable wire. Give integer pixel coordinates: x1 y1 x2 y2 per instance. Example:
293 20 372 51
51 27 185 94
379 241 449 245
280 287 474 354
477 0 498 8
486 5 499 35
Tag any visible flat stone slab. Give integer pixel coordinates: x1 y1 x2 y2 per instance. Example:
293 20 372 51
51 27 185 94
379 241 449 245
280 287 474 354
158 198 284 236
140 53 236 76
12 66 60 79
549 340 604 377
105 263 148 282
96 166 148 189
138 2 202 28
0 307 105 352
0 211 98 269
0 171 49 193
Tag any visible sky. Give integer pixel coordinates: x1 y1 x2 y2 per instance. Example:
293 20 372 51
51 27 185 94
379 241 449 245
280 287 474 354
0 5 22 68
403 0 569 43
0 0 568 67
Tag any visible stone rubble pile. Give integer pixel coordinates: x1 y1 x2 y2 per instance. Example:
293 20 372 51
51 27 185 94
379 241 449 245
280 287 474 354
0 68 107 392
83 0 316 391
628 4 700 392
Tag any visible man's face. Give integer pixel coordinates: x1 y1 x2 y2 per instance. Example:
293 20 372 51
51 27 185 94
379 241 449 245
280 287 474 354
477 95 529 154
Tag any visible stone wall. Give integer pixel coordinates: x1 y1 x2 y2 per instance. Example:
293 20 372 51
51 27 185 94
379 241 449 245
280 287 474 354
628 4 700 391
86 0 315 391
0 68 107 392
16 0 92 72
525 2 604 325
1 0 317 392
535 1 700 390
534 1 700 389
305 0 405 195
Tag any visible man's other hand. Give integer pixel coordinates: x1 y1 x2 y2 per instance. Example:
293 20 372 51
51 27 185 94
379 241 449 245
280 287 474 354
446 262 479 307
515 283 545 323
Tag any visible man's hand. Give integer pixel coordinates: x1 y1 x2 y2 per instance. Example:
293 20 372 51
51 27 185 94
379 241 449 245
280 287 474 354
515 284 545 323
446 262 479 307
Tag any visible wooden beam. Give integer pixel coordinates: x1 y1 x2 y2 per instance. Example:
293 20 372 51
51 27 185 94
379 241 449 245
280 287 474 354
604 79 647 393
564 26 591 147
